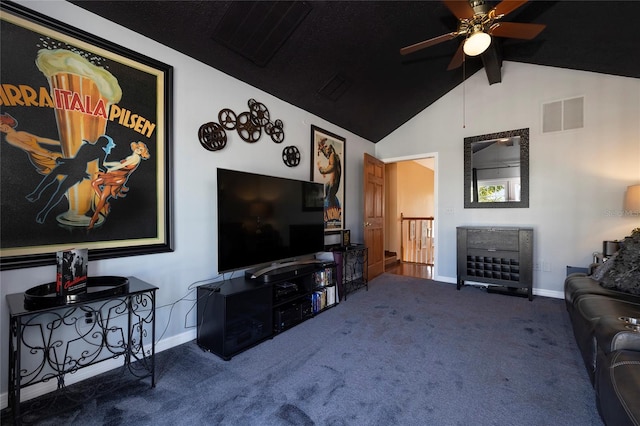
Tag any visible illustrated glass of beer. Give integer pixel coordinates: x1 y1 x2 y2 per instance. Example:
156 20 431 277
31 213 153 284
36 49 122 227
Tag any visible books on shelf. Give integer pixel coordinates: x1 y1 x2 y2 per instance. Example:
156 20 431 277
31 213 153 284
310 264 339 313
313 266 334 288
327 285 336 306
310 285 337 313
56 248 88 296
311 291 323 313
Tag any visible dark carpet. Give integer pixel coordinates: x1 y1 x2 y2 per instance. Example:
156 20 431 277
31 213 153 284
4 274 602 425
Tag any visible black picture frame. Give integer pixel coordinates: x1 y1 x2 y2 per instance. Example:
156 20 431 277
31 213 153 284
463 128 529 209
0 1 173 270
310 125 345 234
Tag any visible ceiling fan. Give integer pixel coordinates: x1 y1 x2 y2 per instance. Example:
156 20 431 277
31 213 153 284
400 0 545 75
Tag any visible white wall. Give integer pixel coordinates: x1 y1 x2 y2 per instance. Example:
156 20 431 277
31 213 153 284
0 1 375 403
376 61 640 296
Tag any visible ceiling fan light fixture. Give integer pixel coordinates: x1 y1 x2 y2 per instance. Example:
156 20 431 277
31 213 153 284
463 31 491 56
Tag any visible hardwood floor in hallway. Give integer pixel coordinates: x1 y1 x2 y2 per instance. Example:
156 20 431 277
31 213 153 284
385 261 433 280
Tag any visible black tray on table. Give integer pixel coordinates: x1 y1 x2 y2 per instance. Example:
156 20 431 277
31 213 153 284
24 276 129 310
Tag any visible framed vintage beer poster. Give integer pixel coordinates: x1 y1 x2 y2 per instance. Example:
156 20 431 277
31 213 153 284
310 125 345 234
0 2 173 270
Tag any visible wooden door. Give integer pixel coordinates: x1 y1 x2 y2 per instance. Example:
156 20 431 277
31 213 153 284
363 153 385 280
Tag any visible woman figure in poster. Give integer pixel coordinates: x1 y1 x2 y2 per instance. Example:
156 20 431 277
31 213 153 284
88 141 150 229
26 135 115 224
316 138 342 208
0 112 62 175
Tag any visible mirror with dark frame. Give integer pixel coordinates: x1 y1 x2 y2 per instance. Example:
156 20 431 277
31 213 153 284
464 128 529 208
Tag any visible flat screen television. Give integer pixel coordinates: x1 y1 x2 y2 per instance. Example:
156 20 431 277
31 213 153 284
217 168 325 276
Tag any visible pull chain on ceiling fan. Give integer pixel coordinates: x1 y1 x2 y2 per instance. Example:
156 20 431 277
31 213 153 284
400 0 546 71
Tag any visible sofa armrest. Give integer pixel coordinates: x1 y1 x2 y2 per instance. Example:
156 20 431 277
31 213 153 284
565 274 640 306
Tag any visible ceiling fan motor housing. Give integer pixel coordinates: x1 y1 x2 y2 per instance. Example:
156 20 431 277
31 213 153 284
459 0 493 36
470 0 490 14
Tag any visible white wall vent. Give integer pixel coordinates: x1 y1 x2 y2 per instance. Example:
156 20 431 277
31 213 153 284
542 96 584 133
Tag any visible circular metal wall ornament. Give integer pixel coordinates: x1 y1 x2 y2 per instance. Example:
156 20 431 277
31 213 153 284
213 99 283 146
249 100 270 127
218 108 237 130
270 119 285 143
198 122 227 151
236 112 262 143
282 145 300 167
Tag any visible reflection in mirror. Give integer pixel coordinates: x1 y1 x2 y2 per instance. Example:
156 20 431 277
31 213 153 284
464 128 529 208
473 137 521 202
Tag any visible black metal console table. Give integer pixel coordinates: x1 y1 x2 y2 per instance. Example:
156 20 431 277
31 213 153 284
5 276 157 423
332 245 368 300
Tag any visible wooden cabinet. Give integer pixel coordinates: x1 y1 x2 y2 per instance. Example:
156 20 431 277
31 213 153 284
456 227 534 300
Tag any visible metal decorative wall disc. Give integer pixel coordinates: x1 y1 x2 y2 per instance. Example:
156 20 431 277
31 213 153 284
249 100 270 127
236 112 262 143
282 146 300 167
213 99 283 146
270 120 284 143
218 108 237 130
198 122 227 151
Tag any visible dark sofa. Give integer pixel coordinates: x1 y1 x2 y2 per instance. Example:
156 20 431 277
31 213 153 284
564 273 640 426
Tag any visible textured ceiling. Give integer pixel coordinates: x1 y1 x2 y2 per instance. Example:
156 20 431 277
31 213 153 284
70 0 640 143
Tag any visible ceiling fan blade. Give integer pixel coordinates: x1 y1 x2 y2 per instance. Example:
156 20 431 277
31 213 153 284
443 0 475 20
492 0 529 18
481 43 502 84
447 41 465 70
489 22 545 40
400 32 458 56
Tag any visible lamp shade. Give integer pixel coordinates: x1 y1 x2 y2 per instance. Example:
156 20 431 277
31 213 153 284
624 184 640 213
463 31 491 56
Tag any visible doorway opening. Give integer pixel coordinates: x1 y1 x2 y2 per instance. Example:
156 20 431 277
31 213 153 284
383 154 437 280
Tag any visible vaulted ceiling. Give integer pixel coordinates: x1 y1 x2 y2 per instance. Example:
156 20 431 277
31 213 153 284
70 1 640 143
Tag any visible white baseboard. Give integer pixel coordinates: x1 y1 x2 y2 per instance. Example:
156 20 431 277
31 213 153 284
534 288 564 299
434 274 457 284
0 329 196 410
436 275 563 300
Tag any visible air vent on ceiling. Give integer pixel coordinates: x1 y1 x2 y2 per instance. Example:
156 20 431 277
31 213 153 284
318 73 351 102
542 96 584 133
212 1 311 67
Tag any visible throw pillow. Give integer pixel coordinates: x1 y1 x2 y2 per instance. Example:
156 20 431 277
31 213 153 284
599 229 640 295
591 251 617 281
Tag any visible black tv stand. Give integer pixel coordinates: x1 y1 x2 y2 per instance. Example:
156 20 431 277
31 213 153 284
198 261 338 360
245 260 322 283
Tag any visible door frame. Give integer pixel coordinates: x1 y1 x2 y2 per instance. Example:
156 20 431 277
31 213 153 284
380 152 439 278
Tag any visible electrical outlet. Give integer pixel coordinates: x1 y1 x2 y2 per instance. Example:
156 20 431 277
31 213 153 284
543 261 552 272
534 261 540 271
